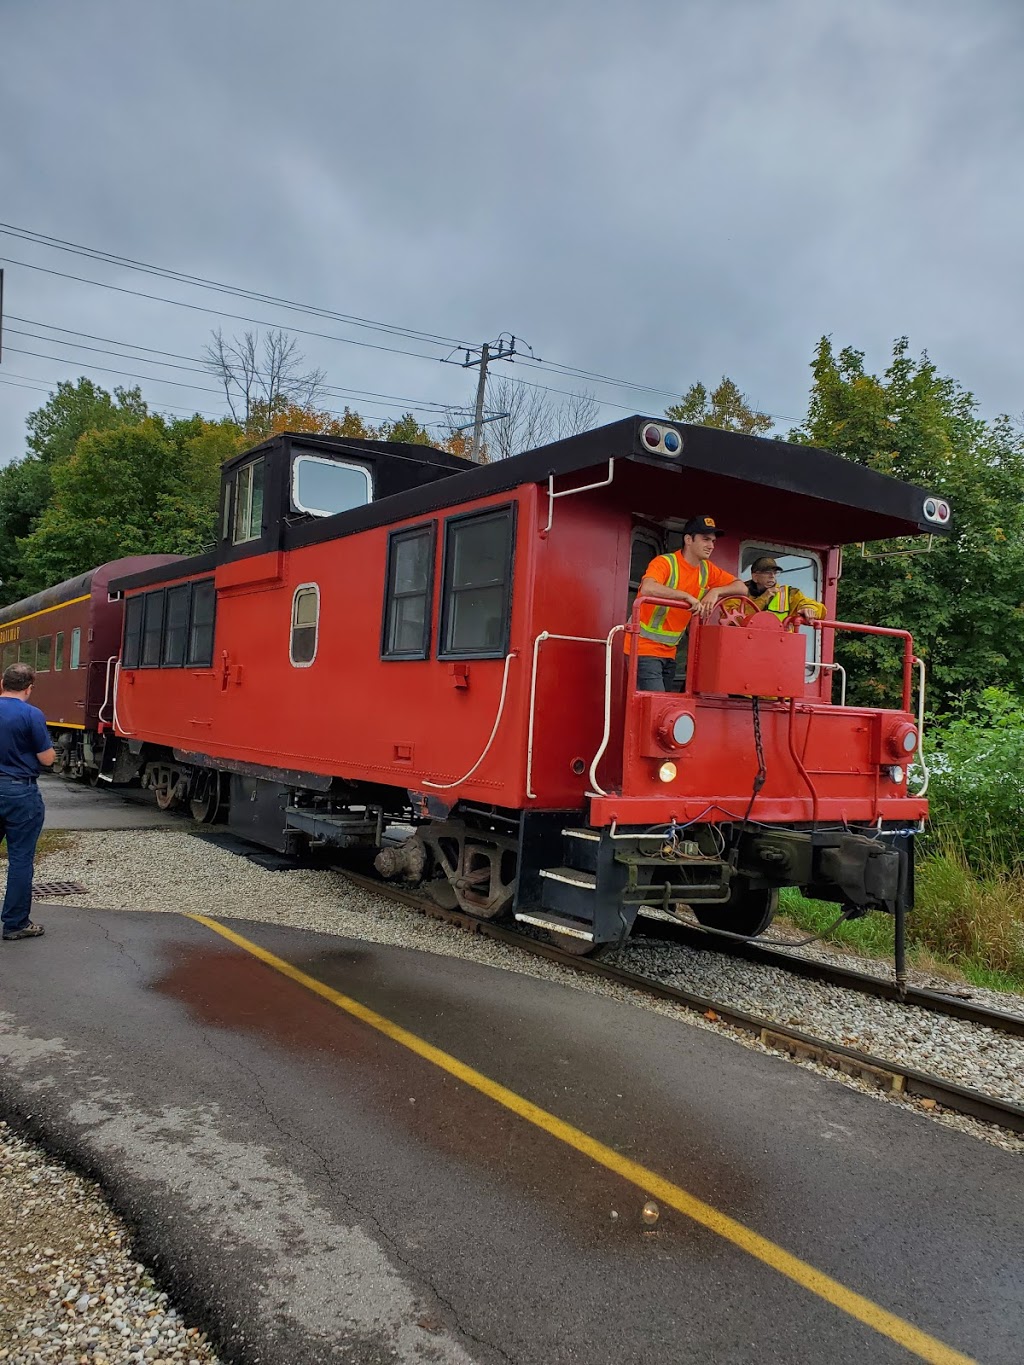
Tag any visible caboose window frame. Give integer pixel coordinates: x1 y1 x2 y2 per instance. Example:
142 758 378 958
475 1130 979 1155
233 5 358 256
381 522 436 661
739 540 824 680
438 504 516 661
291 454 373 519
187 580 217 668
289 583 320 668
230 456 266 545
122 597 144 669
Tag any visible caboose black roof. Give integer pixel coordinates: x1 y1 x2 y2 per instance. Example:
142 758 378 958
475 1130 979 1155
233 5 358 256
110 417 950 592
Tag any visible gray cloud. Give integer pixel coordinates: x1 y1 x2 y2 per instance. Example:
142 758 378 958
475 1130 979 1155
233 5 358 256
2 0 1022 463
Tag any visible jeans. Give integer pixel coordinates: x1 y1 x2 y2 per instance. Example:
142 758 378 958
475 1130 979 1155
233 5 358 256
0 780 45 933
636 655 678 692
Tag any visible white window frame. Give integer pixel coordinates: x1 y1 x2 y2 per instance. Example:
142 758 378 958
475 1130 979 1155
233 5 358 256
291 454 372 518
232 458 265 544
289 583 320 668
739 540 824 680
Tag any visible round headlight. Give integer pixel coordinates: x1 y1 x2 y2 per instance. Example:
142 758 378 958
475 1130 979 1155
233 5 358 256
888 765 905 783
658 761 677 783
902 729 917 753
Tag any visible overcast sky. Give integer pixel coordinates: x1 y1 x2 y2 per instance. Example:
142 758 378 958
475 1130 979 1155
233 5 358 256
1 0 1021 464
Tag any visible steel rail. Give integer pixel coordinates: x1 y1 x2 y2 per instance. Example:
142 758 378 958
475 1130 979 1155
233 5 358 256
633 916 1024 1039
338 870 1024 1137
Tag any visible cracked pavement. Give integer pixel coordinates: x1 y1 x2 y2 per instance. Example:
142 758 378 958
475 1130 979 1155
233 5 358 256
1 906 1023 1364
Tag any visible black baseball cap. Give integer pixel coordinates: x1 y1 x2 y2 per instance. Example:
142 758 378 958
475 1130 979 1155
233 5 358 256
682 514 723 538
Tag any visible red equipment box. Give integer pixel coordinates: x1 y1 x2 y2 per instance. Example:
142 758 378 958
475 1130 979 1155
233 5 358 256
691 617 806 698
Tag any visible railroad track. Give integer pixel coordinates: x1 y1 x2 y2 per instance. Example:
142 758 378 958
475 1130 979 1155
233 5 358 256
337 869 1024 1137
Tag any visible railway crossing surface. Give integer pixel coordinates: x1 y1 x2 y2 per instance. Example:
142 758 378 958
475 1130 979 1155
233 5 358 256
0 905 1021 1365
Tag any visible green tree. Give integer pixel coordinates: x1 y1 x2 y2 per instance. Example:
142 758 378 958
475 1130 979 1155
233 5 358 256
665 378 772 435
0 380 150 602
792 338 1024 712
17 415 236 589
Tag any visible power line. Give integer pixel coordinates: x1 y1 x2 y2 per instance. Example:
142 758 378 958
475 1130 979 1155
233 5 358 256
0 223 474 350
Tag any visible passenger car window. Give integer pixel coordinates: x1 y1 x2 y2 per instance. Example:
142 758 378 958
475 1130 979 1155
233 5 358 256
35 635 52 672
2 643 17 671
70 628 81 669
187 581 216 667
290 585 319 666
439 507 515 659
382 524 435 659
231 458 265 544
18 640 35 666
292 454 372 517
55 631 64 671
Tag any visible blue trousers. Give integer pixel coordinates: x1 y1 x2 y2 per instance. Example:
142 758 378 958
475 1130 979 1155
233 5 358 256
0 780 45 933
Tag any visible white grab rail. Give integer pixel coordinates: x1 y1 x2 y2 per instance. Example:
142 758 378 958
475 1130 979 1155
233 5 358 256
526 632 606 798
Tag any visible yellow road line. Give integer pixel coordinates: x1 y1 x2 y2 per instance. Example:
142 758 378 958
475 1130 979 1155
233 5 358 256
189 913 976 1365
0 593 91 631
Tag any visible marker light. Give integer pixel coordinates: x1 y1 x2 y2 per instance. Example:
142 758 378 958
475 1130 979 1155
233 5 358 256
639 423 684 457
658 761 677 783
922 497 951 525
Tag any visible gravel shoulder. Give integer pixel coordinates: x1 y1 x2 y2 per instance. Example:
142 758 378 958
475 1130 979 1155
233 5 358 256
0 1119 219 1365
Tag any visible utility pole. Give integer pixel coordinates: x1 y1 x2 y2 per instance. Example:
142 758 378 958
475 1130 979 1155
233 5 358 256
461 336 516 461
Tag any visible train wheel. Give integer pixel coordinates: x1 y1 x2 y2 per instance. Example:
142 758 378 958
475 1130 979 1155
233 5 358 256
189 770 225 824
692 885 777 937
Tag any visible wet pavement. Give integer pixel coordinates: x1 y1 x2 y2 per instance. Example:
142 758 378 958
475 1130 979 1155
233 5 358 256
0 906 1020 1364
40 773 190 831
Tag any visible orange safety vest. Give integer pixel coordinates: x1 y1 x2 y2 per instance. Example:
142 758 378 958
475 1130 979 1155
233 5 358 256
638 556 709 649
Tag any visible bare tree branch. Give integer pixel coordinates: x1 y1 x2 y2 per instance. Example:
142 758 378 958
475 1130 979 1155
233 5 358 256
484 376 598 459
203 328 327 427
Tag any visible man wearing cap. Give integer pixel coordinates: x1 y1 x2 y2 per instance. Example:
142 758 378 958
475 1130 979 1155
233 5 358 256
627 515 747 691
744 556 825 623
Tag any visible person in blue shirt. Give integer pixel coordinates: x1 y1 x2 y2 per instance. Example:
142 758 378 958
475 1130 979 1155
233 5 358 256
0 663 55 941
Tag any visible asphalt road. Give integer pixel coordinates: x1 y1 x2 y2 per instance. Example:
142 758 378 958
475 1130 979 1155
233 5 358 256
1 906 1020 1365
40 774 189 831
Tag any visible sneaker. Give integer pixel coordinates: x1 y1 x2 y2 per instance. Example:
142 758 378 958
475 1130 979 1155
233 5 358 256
3 922 44 941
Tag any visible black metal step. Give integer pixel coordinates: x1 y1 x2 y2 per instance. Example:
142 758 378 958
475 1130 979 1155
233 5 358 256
539 866 597 921
514 910 595 942
561 827 600 873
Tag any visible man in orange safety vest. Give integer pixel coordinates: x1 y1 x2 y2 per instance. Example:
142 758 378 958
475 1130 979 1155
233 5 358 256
626 514 747 691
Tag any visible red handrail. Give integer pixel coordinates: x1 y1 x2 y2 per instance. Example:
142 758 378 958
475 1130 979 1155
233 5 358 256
810 619 915 712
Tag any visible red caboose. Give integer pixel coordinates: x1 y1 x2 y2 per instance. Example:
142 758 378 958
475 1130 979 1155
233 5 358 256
97 418 948 954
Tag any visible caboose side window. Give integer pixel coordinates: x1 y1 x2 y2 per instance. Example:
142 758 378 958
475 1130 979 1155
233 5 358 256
122 599 144 669
55 631 64 671
187 580 216 667
231 458 266 544
162 585 191 667
382 523 435 660
290 584 319 667
292 455 372 517
141 591 166 667
438 506 515 660
35 636 52 673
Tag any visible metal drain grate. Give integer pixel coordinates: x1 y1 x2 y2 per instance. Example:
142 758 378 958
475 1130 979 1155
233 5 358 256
32 881 87 897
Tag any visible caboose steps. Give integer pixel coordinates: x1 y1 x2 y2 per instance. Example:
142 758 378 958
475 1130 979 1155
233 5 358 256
538 866 597 921
513 910 595 942
560 828 600 873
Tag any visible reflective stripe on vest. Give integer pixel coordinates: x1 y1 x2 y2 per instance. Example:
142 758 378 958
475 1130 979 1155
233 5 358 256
765 584 791 621
638 556 709 646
